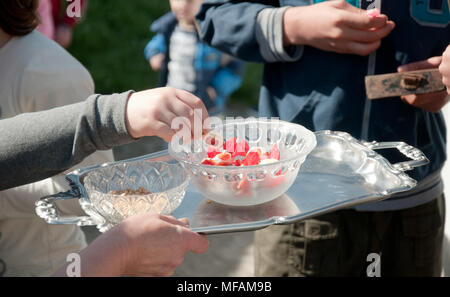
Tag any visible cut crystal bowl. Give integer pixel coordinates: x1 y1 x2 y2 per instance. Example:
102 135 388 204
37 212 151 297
169 119 317 206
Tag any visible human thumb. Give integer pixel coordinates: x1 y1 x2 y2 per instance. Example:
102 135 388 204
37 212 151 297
398 56 442 72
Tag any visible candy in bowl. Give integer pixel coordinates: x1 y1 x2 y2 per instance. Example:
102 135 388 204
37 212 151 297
169 119 317 206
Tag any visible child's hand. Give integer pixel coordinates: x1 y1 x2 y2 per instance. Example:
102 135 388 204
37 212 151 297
283 0 395 56
439 45 450 95
149 53 165 71
125 87 209 142
398 57 449 113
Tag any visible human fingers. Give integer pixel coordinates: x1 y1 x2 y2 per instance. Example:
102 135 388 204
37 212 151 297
127 265 176 277
178 217 190 226
157 106 179 127
167 98 197 138
344 40 381 56
401 94 437 112
344 21 395 43
401 91 449 113
180 229 209 254
169 96 195 120
152 121 176 142
153 107 190 142
439 48 450 93
150 95 194 140
158 214 190 228
398 56 442 72
341 10 389 30
441 63 450 94
440 46 450 94
174 89 209 124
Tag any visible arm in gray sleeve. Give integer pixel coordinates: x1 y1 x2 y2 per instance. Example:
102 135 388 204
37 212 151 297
255 7 303 63
0 91 136 190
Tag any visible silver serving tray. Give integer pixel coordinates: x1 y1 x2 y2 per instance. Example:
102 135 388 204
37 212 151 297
35 131 428 234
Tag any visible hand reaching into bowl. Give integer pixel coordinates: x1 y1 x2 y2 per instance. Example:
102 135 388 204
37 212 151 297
125 87 209 142
0 87 209 191
0 85 210 276
53 213 209 277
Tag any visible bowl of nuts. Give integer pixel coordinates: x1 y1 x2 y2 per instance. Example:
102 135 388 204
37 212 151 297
35 160 189 232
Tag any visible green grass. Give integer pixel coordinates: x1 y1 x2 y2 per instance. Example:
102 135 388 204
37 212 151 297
68 0 262 108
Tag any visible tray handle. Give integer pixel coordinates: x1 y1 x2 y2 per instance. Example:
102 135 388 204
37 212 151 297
35 188 97 226
362 141 429 171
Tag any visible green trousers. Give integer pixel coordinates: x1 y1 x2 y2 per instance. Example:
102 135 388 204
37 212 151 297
254 194 445 277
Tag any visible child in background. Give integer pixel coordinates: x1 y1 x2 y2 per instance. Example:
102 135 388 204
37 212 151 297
144 0 245 116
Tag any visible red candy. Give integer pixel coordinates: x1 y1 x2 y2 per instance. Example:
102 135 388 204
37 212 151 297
234 159 242 167
216 152 233 166
207 146 221 158
223 137 237 154
202 137 281 167
234 140 250 157
201 158 215 166
269 143 280 161
242 151 261 166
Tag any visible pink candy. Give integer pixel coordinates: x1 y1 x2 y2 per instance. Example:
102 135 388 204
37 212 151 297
366 8 380 18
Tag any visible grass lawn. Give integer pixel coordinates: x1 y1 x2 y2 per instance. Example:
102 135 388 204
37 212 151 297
68 0 263 109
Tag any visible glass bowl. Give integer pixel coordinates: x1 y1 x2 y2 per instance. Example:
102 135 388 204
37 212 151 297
169 119 317 206
82 161 189 227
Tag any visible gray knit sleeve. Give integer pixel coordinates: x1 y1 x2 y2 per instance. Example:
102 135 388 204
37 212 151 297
255 7 303 63
0 91 136 190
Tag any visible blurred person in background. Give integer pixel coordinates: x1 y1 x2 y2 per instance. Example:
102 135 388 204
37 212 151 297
144 0 245 117
37 0 87 47
0 0 112 276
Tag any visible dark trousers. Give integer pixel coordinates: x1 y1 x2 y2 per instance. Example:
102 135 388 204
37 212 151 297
254 194 445 277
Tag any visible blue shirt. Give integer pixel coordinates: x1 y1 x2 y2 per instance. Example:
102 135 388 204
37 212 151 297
196 0 450 210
